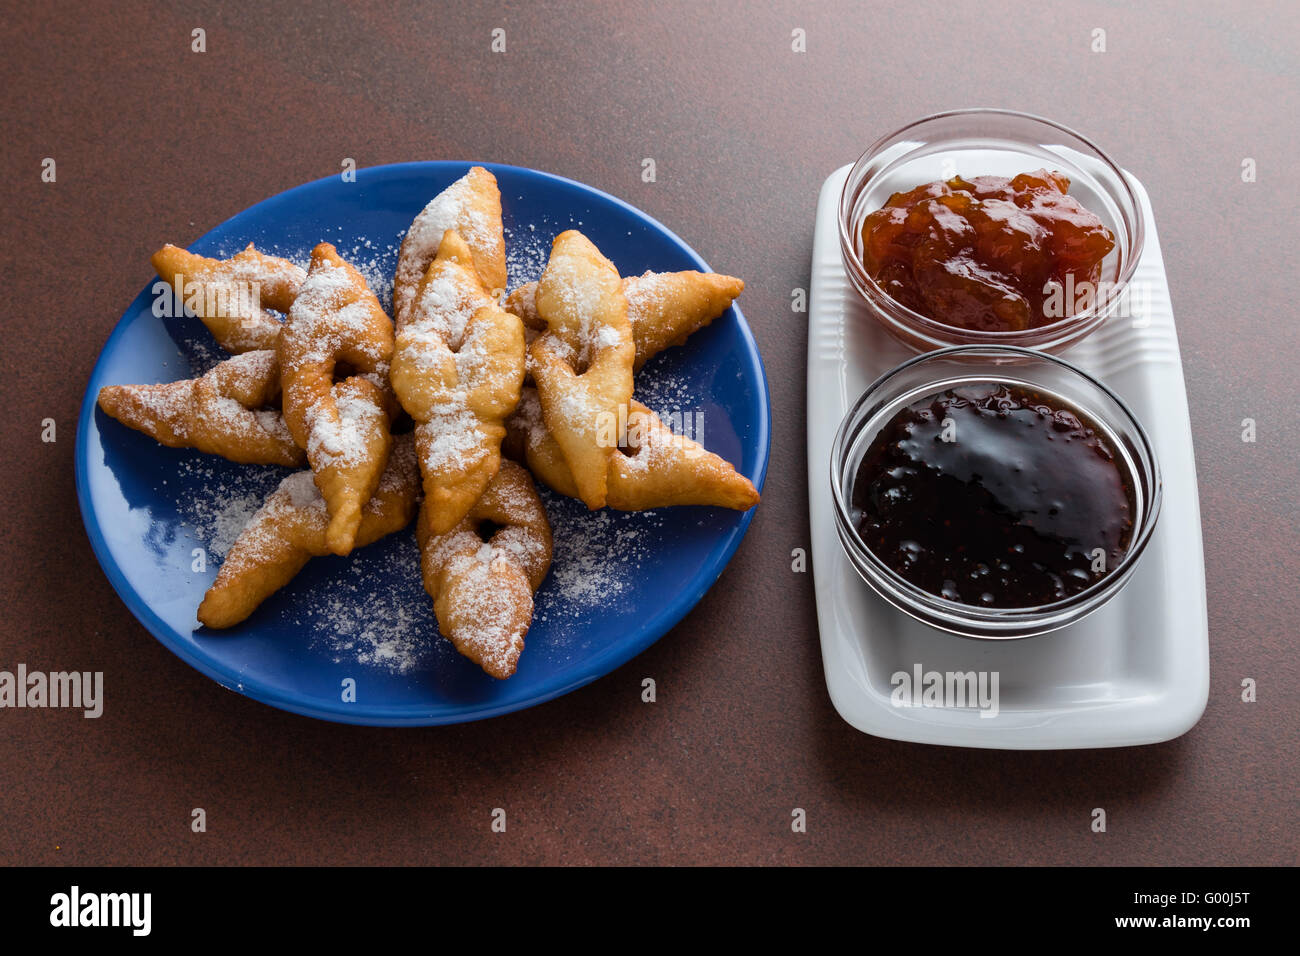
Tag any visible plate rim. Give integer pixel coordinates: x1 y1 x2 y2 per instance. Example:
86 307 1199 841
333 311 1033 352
74 160 772 727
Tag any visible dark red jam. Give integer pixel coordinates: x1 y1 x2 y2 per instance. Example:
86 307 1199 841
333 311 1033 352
859 170 1116 332
851 382 1134 608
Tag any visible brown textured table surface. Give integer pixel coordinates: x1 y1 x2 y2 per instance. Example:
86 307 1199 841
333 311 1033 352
2 0 1296 866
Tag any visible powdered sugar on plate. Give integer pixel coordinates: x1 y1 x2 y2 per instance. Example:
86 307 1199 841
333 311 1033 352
170 455 287 559
163 456 439 676
632 365 695 420
504 221 550 292
335 236 397 311
299 534 439 674
533 490 663 639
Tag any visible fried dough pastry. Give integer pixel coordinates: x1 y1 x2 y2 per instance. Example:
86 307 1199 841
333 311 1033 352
417 460 552 680
197 434 419 629
390 230 526 535
279 243 396 555
96 350 304 467
528 231 635 509
151 243 306 353
506 388 759 511
505 269 744 370
394 166 507 327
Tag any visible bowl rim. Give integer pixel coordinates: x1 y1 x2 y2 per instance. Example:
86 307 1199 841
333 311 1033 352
829 344 1163 636
837 107 1147 348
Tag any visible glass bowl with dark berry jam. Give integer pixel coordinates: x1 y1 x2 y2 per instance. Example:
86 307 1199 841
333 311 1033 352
831 346 1161 639
839 109 1145 353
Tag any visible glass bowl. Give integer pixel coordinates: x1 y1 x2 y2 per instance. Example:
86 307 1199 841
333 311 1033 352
830 346 1161 639
838 109 1145 353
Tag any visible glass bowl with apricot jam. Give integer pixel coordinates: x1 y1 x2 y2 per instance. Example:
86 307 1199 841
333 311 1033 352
839 110 1145 352
831 347 1161 639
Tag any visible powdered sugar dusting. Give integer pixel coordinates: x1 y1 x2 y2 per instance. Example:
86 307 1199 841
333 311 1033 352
622 271 672 314
417 412 487 474
493 523 548 571
397 269 513 478
208 494 264 557
535 249 630 369
503 222 549 291
440 546 527 676
214 237 397 315
634 366 694 417
286 260 388 366
170 456 288 559
394 169 497 323
306 387 382 468
338 237 396 310
408 260 493 349
534 490 662 625
171 331 228 377
302 532 439 674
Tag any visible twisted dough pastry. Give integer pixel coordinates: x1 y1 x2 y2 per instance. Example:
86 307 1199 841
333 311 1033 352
507 388 759 511
390 230 526 535
506 269 744 371
198 434 419 629
151 243 305 353
96 350 303 466
394 165 507 327
278 243 396 555
528 231 635 509
417 460 552 680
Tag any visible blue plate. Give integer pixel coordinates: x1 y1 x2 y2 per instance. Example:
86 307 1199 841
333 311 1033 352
75 162 770 725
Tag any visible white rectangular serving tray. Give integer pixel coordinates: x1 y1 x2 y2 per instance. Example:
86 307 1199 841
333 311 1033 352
807 164 1209 749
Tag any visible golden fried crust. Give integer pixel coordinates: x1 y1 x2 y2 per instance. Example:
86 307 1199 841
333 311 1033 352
529 231 634 509
607 400 759 510
503 281 545 330
506 389 758 511
416 460 553 680
197 435 419 629
505 270 744 370
502 387 581 499
96 350 305 467
391 230 526 535
622 271 744 370
151 243 306 353
394 166 507 328
278 243 396 555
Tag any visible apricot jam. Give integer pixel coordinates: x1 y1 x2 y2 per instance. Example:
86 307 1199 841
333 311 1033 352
850 382 1134 608
859 170 1115 332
